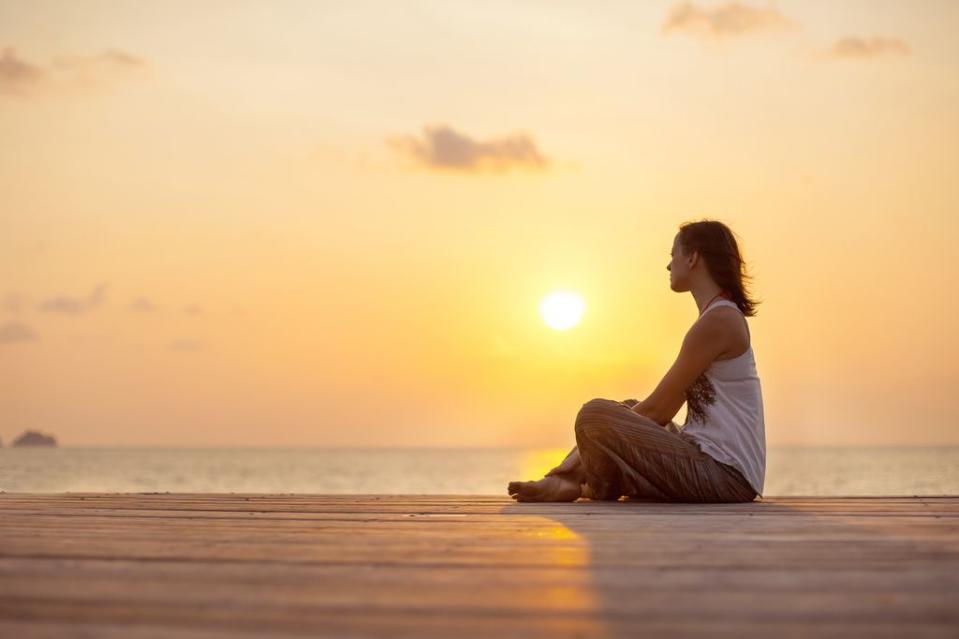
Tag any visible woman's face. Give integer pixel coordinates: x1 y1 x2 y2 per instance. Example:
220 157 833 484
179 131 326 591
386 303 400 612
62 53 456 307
667 233 691 292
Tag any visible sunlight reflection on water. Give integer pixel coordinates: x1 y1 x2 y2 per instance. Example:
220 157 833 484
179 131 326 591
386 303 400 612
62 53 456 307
1 446 957 495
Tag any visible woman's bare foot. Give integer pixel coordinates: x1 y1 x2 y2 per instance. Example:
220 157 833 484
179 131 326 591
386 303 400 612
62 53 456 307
507 475 583 502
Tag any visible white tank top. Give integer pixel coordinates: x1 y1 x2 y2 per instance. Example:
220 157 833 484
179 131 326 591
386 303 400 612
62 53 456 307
680 298 766 496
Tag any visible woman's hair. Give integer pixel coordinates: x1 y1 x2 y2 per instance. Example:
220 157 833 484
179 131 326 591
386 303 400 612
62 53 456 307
678 219 761 317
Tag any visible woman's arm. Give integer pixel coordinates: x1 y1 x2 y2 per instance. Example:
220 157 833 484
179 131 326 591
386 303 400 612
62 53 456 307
630 316 728 426
630 397 664 424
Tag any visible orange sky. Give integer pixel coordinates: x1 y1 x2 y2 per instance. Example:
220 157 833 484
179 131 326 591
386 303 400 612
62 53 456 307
2 1 958 447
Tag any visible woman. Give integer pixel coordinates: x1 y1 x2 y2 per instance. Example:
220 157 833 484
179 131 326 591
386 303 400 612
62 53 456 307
507 219 765 503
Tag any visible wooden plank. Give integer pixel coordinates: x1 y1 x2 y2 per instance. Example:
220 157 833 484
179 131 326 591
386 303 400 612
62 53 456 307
1 495 957 638
1 620 956 639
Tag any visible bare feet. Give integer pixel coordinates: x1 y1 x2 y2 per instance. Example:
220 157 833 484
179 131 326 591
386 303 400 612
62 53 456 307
507 475 583 502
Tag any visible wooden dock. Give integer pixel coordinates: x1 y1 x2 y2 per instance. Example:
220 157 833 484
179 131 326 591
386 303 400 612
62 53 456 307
1 494 957 638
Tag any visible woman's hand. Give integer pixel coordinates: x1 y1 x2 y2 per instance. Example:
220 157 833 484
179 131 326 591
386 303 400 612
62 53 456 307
627 398 673 430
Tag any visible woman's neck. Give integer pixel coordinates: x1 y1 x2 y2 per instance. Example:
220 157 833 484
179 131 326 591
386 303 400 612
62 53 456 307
694 288 727 315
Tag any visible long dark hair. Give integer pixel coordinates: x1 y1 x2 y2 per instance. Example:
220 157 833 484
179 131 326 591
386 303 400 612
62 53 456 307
678 219 761 317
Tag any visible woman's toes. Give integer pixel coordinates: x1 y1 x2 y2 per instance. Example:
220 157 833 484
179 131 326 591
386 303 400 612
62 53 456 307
511 479 546 501
508 476 583 502
507 481 526 495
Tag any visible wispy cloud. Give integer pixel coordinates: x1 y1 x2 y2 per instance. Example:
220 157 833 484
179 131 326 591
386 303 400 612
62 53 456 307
0 47 44 96
37 283 108 315
182 303 203 317
662 2 796 40
0 321 37 343
388 124 549 174
0 46 146 98
826 36 911 60
130 297 159 313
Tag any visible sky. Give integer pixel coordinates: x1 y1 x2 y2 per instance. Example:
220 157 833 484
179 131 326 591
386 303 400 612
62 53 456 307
1 0 957 447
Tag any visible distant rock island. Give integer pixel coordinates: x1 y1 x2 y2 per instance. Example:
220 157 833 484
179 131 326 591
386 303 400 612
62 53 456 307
12 430 58 447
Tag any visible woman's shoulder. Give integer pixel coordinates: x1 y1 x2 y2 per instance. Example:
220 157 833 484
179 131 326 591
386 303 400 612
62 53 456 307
696 306 750 360
695 304 744 329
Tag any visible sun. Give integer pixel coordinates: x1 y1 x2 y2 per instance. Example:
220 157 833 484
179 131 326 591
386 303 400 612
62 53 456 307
540 291 585 331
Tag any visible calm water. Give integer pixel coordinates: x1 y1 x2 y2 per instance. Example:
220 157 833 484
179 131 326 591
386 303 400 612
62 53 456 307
1 447 957 496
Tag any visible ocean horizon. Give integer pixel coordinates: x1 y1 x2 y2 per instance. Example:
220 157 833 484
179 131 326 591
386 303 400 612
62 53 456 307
2 445 957 496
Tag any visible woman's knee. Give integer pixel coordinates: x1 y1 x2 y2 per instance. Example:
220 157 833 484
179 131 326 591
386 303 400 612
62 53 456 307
573 398 617 445
575 399 605 439
575 397 616 424
574 397 628 438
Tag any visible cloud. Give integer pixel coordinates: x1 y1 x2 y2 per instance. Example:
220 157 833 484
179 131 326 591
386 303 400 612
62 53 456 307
0 46 146 98
182 303 203 317
0 47 45 96
0 321 37 343
388 124 549 173
130 297 159 313
662 2 796 40
38 283 108 315
827 36 910 60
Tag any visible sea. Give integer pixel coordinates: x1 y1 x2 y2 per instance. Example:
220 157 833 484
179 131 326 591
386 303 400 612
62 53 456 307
1 446 957 495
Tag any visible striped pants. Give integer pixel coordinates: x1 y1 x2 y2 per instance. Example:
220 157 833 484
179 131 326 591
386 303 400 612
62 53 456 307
566 398 758 503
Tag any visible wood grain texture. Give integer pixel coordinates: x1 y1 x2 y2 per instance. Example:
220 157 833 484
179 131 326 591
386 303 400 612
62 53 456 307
1 494 957 638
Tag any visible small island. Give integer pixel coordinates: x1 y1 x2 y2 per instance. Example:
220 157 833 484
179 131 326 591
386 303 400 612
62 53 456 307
12 430 58 447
